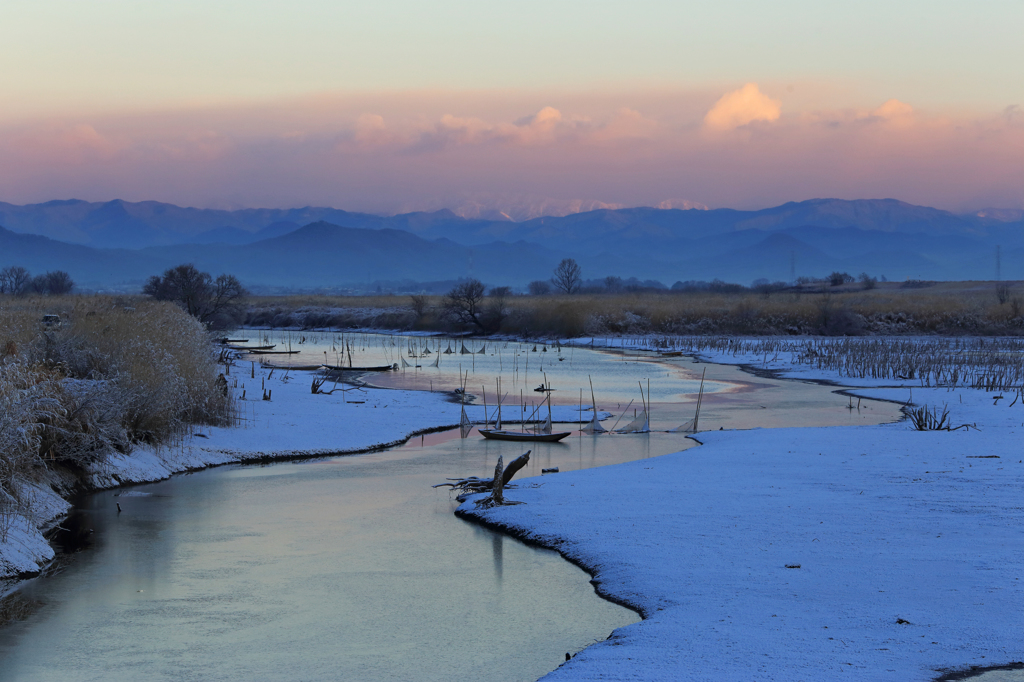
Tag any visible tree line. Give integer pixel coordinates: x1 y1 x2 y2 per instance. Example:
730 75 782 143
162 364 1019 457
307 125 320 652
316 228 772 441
0 266 74 295
0 262 247 329
143 263 247 328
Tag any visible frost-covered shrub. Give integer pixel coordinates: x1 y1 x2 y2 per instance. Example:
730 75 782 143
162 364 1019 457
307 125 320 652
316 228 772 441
584 310 651 334
0 297 229 546
3 298 229 450
0 361 62 538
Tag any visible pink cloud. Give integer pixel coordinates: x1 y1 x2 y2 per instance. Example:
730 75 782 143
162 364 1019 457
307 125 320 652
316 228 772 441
0 90 1021 213
594 108 658 142
6 123 122 162
704 83 781 131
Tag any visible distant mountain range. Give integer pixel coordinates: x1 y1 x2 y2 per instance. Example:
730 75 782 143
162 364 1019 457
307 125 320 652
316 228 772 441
1 198 1022 290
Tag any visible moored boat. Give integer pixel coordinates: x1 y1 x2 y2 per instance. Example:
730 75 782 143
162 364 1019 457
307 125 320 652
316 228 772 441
321 363 397 372
479 429 572 442
481 373 569 442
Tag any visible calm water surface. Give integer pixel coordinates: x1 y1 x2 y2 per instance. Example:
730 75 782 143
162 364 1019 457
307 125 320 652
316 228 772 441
0 438 647 682
0 338 905 681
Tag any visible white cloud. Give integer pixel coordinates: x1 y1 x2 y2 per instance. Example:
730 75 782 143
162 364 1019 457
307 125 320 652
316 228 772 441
870 99 915 128
873 99 913 119
704 83 781 131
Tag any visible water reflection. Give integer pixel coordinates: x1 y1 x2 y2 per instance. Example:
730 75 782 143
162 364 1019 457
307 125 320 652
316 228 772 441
0 336 907 681
230 331 732 405
0 442 639 682
492 534 503 583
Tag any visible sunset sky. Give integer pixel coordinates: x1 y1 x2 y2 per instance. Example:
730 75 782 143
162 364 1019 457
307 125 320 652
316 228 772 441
2 0 1022 214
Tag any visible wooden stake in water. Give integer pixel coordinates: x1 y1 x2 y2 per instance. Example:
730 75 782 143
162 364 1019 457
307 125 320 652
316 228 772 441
692 367 706 432
482 386 488 428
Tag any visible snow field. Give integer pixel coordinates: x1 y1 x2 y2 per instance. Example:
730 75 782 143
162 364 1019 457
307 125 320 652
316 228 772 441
460 374 1023 680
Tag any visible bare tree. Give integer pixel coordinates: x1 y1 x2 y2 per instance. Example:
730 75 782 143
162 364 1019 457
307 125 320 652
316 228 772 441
30 270 75 295
527 280 551 296
409 294 429 320
858 272 877 290
209 274 245 318
828 271 854 287
442 279 487 332
143 264 246 327
484 286 512 330
551 258 582 294
0 266 32 295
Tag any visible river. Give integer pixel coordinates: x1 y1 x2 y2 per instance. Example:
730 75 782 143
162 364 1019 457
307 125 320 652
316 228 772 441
0 338 903 681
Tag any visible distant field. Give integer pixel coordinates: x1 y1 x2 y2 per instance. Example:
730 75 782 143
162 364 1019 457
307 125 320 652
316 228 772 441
244 280 1024 337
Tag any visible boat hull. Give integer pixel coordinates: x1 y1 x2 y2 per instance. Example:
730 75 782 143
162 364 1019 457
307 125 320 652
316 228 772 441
321 364 397 372
479 429 572 442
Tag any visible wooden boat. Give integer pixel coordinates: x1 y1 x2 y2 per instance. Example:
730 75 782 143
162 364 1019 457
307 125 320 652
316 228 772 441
321 363 397 372
261 364 323 371
228 344 275 351
216 338 249 344
479 429 572 442
481 374 569 442
246 349 300 355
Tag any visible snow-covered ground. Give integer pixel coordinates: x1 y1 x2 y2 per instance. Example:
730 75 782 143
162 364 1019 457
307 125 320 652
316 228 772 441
5 335 1022 681
0 362 599 584
459 341 1024 681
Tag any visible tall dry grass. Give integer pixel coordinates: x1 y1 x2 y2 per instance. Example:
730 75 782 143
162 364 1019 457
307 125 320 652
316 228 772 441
0 295 229 537
243 281 1024 337
639 335 1024 392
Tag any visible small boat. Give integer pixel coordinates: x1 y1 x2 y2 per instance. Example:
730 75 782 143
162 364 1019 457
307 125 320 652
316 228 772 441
533 383 555 393
246 349 301 355
261 363 323 370
482 375 569 441
479 429 572 442
321 363 397 372
228 344 276 351
217 338 249 344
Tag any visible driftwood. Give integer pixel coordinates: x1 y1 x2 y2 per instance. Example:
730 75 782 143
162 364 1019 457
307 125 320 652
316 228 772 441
433 450 531 503
491 456 504 505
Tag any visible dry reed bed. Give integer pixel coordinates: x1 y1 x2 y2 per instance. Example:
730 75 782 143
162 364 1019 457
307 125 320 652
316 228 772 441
645 335 1024 391
244 283 1024 337
1 296 229 538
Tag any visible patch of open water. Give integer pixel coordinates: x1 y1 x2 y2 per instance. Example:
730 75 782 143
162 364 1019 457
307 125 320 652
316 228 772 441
0 336 911 681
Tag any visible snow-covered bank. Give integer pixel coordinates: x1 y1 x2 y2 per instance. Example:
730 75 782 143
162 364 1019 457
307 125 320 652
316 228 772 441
0 361 601 584
458 352 1024 680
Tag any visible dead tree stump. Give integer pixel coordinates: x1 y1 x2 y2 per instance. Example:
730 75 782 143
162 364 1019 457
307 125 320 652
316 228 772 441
501 450 531 487
490 456 504 505
435 450 531 507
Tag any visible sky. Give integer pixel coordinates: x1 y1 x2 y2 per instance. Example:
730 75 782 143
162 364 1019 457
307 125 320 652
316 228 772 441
1 0 1022 214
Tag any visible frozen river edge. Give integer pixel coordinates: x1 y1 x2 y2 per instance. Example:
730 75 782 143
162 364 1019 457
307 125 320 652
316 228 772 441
458 342 1024 682
3 338 1022 682
0 358 602 588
